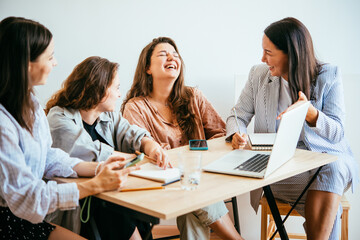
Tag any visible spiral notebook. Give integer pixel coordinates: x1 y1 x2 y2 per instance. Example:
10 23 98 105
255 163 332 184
248 133 276 151
130 163 181 183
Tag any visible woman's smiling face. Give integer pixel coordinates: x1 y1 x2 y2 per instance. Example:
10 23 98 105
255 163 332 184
261 34 289 80
146 43 181 81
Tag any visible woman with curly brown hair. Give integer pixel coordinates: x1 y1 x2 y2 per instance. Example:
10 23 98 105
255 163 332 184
46 56 170 239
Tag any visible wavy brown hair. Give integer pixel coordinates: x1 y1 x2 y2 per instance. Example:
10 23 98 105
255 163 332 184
121 37 198 139
0 17 52 133
46 56 118 113
265 17 321 102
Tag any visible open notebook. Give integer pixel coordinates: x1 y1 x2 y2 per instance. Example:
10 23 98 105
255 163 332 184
130 163 181 183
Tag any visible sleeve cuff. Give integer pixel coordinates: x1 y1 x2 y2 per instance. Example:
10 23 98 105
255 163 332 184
308 110 324 133
226 118 246 142
133 131 152 152
58 182 79 210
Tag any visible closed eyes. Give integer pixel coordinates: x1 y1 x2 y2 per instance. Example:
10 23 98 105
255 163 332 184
157 50 179 58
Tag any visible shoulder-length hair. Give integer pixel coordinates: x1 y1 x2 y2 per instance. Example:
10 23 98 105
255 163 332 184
0 16 52 133
45 56 119 113
121 37 198 139
264 17 321 102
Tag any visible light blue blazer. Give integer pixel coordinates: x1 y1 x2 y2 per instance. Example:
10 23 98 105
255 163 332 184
47 106 151 162
226 64 359 210
45 106 151 233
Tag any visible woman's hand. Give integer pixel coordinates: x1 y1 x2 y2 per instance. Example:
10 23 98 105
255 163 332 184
277 91 318 127
77 158 139 199
112 151 136 161
94 161 138 192
232 132 248 149
141 137 171 169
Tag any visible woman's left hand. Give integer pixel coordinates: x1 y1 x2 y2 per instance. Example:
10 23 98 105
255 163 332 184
277 91 318 126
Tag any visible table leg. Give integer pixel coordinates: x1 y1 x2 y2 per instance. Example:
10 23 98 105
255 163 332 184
231 196 241 234
263 185 289 240
268 166 323 239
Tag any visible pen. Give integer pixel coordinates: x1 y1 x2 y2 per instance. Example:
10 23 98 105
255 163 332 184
232 107 242 134
135 150 172 168
135 150 156 162
161 179 180 186
120 186 164 192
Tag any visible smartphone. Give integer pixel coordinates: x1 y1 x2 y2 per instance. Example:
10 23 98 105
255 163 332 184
189 139 208 150
124 153 144 168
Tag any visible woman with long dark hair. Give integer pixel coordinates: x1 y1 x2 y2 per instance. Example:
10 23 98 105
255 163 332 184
122 37 243 240
228 17 359 240
0 16 136 240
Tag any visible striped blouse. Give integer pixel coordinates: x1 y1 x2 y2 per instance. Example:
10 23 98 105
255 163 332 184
0 96 81 224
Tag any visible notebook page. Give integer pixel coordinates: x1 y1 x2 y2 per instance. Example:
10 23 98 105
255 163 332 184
130 163 181 183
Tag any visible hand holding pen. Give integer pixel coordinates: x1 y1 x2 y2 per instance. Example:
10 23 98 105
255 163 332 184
135 149 172 169
231 107 248 149
140 137 172 169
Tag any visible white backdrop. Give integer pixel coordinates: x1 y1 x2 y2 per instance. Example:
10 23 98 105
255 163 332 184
1 0 359 239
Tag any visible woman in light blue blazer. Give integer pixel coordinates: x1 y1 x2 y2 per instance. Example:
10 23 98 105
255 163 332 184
227 17 359 240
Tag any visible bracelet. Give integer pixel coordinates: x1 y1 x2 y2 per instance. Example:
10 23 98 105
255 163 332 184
94 162 103 176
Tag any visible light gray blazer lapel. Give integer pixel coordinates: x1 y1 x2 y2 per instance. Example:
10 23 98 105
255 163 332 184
254 72 280 133
96 113 115 148
264 75 280 132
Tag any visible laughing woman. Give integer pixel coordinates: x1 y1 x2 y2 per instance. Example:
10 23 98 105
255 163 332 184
227 17 359 240
122 37 243 240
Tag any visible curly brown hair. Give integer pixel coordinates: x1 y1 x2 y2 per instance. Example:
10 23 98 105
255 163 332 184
45 56 118 113
121 37 198 139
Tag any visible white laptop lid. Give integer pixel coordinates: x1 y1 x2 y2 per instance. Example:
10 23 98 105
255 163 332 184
203 101 310 178
263 101 310 177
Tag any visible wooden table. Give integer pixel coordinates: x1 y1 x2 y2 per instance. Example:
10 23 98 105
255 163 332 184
57 136 337 239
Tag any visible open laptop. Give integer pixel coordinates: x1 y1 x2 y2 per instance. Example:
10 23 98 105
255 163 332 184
203 101 310 178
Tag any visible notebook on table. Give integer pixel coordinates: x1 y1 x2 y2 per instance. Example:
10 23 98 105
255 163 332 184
248 133 276 151
203 101 310 178
130 163 181 183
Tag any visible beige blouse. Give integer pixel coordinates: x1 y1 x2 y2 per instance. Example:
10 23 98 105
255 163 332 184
122 88 226 150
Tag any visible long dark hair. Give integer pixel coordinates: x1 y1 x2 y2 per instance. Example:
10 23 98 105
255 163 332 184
265 17 321 102
121 37 198 139
46 56 119 112
0 16 52 133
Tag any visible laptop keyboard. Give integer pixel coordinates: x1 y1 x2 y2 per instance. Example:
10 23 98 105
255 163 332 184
234 154 270 173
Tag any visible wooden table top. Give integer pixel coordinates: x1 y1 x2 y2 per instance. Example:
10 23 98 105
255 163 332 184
56 137 337 220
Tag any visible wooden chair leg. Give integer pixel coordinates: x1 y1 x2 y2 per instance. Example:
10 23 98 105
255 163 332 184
267 215 276 240
261 203 268 240
341 207 349 240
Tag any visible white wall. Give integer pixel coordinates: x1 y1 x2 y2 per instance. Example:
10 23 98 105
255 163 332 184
1 0 359 239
